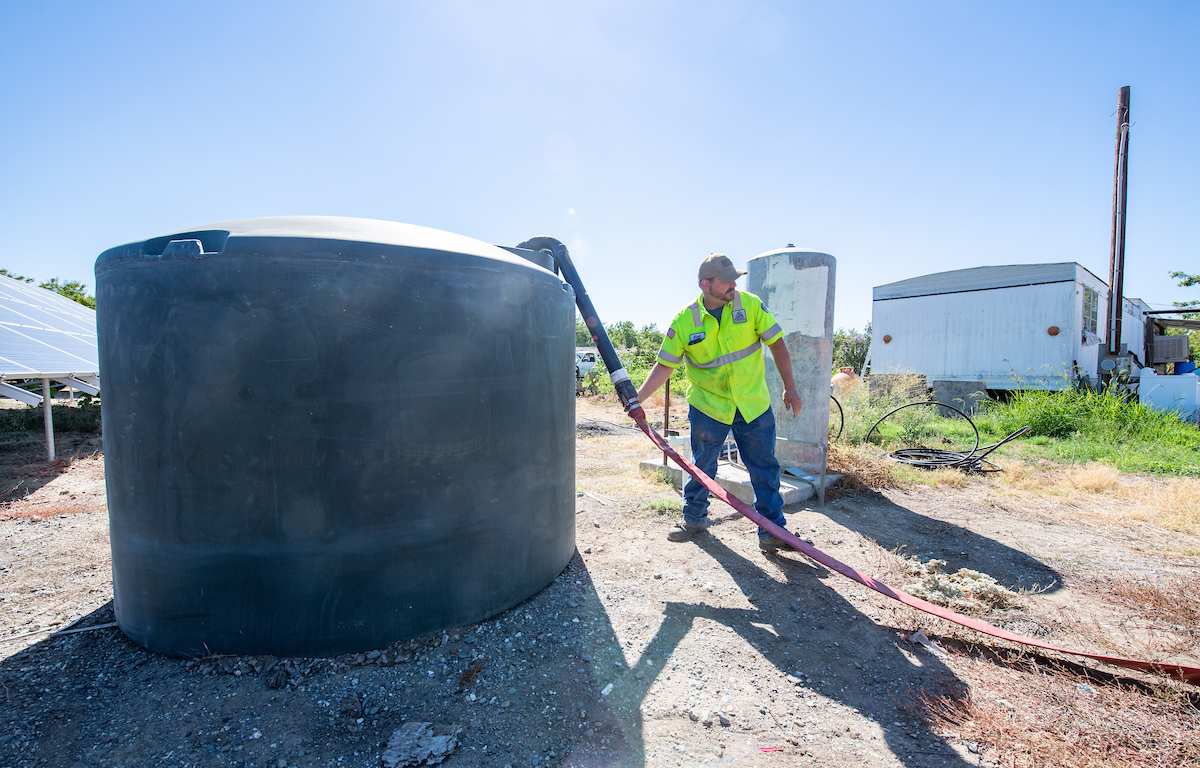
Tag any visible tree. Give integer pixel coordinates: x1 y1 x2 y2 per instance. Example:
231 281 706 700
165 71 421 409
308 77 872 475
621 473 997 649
605 320 638 349
832 324 871 373
634 323 664 351
0 269 32 283
39 278 96 310
576 317 594 347
577 318 663 351
1 269 96 309
1167 270 1199 360
1170 270 1199 308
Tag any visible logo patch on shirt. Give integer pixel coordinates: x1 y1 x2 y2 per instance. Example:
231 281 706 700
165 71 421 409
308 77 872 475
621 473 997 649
731 309 747 324
688 332 706 345
666 327 675 339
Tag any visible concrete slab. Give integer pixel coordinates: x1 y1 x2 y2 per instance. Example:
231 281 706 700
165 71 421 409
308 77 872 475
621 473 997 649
638 459 840 506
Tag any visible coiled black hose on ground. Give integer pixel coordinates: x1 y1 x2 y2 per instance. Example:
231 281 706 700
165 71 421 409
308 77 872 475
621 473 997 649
864 400 1031 472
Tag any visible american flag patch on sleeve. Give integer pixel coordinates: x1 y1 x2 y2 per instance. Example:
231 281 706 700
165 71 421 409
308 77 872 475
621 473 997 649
666 327 675 339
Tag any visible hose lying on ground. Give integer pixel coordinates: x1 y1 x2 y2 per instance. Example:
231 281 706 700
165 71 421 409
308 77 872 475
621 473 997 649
864 400 1031 472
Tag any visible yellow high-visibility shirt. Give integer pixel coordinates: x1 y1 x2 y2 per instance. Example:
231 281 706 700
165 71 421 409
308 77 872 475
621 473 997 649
655 290 784 425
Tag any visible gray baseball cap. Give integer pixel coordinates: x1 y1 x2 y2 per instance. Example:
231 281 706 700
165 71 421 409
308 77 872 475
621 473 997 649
698 253 746 282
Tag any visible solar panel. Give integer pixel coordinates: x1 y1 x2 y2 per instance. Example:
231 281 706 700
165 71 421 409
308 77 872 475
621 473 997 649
0 275 98 380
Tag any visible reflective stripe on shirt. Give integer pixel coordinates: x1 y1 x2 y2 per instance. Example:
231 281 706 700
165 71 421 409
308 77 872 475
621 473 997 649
685 342 761 370
758 323 782 341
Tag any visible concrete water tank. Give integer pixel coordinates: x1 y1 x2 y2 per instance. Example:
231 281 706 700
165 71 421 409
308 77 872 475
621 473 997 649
95 217 577 658
746 248 836 474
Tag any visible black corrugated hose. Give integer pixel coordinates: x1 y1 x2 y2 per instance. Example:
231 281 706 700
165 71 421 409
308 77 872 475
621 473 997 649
864 400 1031 472
830 394 844 441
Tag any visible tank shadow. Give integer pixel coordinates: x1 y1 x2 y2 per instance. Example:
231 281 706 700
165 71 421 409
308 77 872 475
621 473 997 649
0 520 998 768
575 534 975 767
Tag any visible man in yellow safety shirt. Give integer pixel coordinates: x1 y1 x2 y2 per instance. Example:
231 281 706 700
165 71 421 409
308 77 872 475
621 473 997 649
636 253 802 552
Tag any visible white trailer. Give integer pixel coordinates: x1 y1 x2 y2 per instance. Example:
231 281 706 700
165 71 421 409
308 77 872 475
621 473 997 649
870 263 1151 396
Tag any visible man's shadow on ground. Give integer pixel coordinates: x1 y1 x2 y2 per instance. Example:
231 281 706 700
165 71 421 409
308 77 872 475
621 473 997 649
582 530 976 768
796 487 1064 595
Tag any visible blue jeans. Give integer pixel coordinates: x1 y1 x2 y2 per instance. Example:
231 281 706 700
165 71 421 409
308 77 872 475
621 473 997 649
683 406 788 537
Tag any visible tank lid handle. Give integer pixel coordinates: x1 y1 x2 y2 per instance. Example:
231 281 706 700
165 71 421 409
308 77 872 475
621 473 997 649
161 239 204 257
142 229 230 257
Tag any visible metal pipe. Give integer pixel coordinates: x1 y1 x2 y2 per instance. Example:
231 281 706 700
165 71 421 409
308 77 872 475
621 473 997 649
662 379 670 467
1106 85 1131 358
42 378 55 461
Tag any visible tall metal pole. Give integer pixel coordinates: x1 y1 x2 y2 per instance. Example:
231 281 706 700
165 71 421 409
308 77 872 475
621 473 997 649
662 379 671 466
1106 86 1131 357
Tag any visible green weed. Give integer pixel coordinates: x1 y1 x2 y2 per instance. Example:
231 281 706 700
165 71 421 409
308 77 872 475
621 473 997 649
974 388 1199 476
838 378 1198 477
647 497 683 516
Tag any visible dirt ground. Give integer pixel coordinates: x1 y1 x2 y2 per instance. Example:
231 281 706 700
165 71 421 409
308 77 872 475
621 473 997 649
1 400 1198 768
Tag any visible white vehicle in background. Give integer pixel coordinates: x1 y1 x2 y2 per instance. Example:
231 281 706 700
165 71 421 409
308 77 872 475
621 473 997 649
575 349 597 379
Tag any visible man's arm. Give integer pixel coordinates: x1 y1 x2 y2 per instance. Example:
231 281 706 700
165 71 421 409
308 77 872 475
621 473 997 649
636 362 675 405
767 338 802 416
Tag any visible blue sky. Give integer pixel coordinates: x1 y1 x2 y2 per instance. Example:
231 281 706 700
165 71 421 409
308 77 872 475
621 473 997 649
2 0 1196 333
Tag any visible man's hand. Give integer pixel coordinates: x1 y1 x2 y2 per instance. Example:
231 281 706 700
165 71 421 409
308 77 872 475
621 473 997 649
782 388 802 416
767 339 802 417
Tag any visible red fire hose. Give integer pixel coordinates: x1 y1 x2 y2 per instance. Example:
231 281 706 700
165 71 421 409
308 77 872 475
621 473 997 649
629 410 1200 686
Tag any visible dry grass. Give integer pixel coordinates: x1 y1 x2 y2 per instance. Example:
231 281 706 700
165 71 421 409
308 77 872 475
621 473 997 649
828 443 983 494
909 466 974 489
863 372 930 404
1073 571 1200 630
916 659 1200 767
761 500 1197 764
1053 570 1200 659
989 461 1200 537
863 540 912 583
0 497 99 522
827 443 907 490
831 446 1199 528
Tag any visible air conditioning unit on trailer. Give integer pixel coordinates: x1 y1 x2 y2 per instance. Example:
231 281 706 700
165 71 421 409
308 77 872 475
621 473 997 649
1151 335 1190 364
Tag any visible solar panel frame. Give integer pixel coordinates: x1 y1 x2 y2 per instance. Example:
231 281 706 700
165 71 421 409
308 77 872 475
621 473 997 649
0 275 99 382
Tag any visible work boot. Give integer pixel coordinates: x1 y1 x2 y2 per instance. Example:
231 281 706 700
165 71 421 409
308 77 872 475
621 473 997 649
758 531 790 553
667 519 708 542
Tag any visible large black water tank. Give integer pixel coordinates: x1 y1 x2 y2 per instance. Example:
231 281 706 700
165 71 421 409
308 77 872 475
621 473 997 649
96 217 576 658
